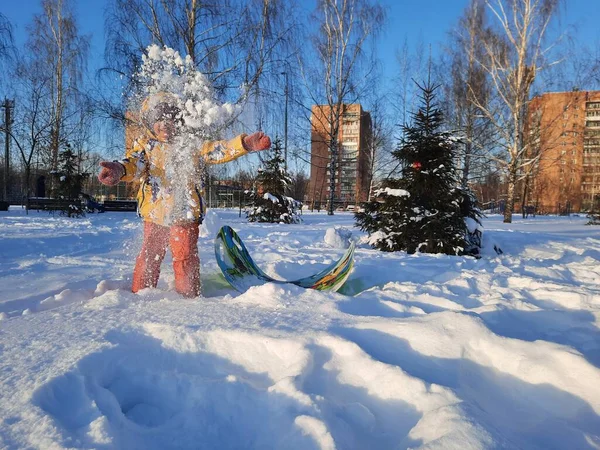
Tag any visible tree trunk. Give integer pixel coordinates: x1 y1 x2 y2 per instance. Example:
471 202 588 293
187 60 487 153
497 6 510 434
327 108 340 216
462 141 472 187
504 166 518 223
186 0 197 63
24 164 31 198
327 143 336 215
521 173 531 218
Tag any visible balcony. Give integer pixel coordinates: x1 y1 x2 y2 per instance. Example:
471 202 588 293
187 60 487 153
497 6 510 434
585 120 600 128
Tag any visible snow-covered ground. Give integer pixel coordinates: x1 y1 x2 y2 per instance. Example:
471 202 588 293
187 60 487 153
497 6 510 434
1 207 599 449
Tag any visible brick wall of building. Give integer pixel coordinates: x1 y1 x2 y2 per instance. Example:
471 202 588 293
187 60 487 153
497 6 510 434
307 104 372 209
527 90 600 213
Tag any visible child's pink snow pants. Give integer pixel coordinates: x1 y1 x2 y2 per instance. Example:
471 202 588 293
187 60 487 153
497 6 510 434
132 221 200 297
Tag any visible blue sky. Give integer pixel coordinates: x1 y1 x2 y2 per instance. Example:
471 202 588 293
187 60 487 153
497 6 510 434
3 0 599 81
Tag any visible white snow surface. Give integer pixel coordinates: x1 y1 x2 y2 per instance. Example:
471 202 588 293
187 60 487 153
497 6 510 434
199 209 223 238
465 216 483 234
1 208 600 449
324 227 353 249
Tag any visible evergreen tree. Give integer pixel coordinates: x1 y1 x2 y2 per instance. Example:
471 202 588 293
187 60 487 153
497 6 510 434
55 144 88 217
355 81 482 255
247 138 301 224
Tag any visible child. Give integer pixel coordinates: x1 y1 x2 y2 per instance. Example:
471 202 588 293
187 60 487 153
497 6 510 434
98 92 271 297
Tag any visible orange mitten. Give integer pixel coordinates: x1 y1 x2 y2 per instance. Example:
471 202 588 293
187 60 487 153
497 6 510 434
243 132 271 152
98 161 124 186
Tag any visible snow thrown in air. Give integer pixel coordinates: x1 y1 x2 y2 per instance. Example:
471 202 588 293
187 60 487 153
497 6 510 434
133 45 241 225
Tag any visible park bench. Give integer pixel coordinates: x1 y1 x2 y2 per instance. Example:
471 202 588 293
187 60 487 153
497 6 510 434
102 200 137 212
27 197 75 212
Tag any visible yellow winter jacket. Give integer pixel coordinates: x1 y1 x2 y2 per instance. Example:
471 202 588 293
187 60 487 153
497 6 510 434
119 133 248 225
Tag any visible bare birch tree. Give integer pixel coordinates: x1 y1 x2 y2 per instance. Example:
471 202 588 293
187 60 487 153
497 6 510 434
27 0 89 175
540 36 600 92
363 94 393 200
394 37 427 135
104 0 297 102
302 0 384 215
472 0 561 223
443 0 494 188
5 70 54 198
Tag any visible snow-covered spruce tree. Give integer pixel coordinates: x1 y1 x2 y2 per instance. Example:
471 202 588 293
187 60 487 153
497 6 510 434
247 138 301 224
355 81 482 255
55 144 88 218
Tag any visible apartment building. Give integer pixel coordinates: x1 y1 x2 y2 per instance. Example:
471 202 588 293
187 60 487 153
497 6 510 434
527 90 600 213
308 104 372 209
